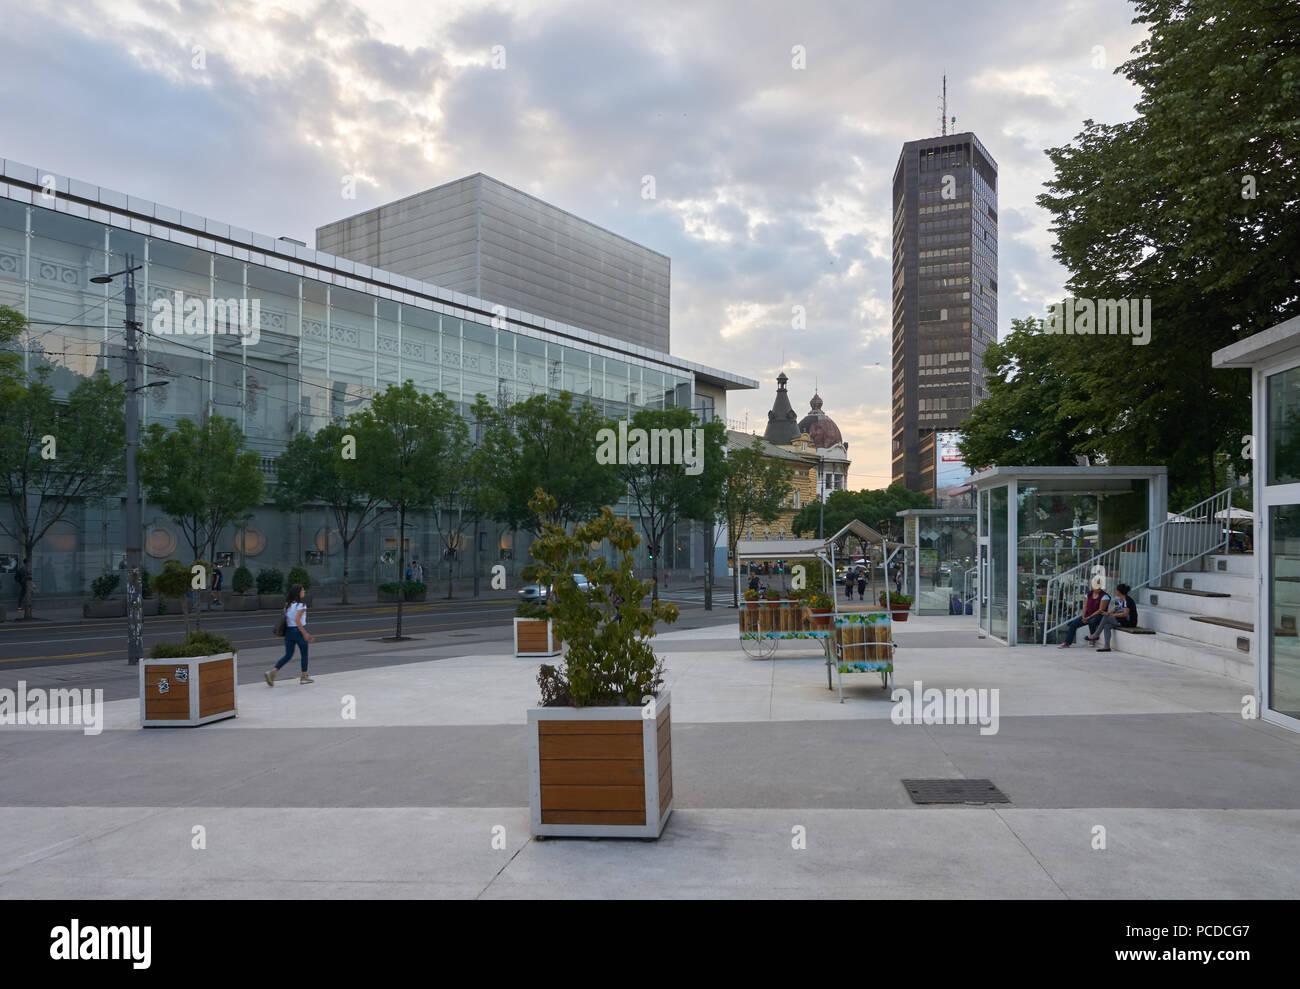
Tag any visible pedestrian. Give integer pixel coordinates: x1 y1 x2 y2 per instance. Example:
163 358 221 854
663 571 669 591
211 566 223 609
404 563 413 582
856 568 867 602
843 568 854 601
15 562 27 603
412 559 423 583
1089 583 1138 652
265 583 314 685
1059 581 1109 648
894 568 903 595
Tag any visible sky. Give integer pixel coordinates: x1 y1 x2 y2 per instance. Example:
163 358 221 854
1 0 1150 489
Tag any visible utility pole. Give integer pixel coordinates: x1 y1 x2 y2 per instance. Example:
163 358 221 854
93 256 149 664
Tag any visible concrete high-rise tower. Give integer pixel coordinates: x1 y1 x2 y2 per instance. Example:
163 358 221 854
891 132 997 496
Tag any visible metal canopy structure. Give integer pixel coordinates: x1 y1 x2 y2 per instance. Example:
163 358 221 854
735 519 913 565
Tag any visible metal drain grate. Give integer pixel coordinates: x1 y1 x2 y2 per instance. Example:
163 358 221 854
902 779 1010 805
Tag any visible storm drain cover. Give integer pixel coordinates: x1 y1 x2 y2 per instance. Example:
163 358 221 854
902 779 1010 805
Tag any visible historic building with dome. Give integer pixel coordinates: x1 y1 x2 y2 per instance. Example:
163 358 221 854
726 372 853 544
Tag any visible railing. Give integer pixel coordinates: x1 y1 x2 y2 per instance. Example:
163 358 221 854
1041 489 1234 643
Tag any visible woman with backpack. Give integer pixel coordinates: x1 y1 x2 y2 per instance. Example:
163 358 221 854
265 583 314 685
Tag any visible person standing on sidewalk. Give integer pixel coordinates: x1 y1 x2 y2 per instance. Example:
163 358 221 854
210 566 223 609
265 583 313 685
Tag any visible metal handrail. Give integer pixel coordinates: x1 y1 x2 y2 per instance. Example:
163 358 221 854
1040 488 1235 643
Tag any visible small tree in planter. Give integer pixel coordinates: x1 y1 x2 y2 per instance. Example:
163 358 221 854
153 560 198 635
141 629 237 727
256 568 284 610
85 572 123 618
523 489 679 838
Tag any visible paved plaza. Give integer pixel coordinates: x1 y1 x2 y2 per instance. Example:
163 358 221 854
2 615 1298 898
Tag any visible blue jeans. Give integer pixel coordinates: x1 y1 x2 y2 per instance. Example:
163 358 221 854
275 627 309 672
1064 613 1103 645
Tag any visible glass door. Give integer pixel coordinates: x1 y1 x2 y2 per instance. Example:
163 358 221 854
1260 360 1300 732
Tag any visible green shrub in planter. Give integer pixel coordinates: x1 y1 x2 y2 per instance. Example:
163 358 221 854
232 566 254 594
91 572 121 600
524 489 678 708
402 580 426 596
287 566 311 589
256 568 284 594
880 591 913 609
149 630 234 659
516 599 550 620
377 581 400 595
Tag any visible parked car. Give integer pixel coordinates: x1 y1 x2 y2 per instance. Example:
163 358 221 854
517 574 591 603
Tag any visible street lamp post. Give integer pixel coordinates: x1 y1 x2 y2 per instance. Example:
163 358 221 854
92 256 152 665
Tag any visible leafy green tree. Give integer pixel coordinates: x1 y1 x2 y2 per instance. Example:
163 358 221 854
428 395 497 599
718 439 794 607
272 420 389 605
480 391 622 534
0 340 126 619
138 416 265 570
792 485 931 543
350 381 460 639
615 407 726 602
1034 0 1298 501
957 316 1096 471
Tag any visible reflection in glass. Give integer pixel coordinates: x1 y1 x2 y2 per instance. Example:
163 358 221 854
1270 505 1300 720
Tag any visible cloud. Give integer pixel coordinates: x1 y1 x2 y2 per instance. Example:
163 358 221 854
1 0 1150 489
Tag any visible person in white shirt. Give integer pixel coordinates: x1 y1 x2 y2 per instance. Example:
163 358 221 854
265 584 314 685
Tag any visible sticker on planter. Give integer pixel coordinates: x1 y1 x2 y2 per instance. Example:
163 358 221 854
157 677 170 694
174 667 189 682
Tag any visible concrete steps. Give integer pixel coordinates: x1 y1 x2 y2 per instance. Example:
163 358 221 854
1111 553 1257 684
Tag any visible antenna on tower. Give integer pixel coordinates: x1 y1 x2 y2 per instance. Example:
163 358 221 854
939 74 947 136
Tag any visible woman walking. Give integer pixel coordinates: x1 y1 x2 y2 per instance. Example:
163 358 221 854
265 583 313 685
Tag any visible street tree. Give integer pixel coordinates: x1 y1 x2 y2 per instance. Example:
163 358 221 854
350 381 459 639
615 407 727 602
480 391 622 534
718 438 794 607
138 415 266 568
0 334 126 619
272 420 389 605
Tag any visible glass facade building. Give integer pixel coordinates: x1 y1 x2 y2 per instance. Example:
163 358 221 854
0 160 754 599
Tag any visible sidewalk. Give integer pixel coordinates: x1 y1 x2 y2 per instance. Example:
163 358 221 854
2 615 1298 898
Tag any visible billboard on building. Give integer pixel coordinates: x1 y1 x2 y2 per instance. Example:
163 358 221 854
935 431 971 506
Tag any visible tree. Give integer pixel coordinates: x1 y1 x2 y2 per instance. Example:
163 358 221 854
481 391 622 534
0 352 126 619
957 316 1096 471
1034 0 1299 502
138 415 266 570
350 381 459 639
791 485 932 543
717 439 794 607
272 420 389 605
426 395 499 599
614 407 727 602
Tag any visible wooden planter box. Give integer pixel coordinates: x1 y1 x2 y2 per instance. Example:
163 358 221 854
259 594 284 610
140 652 238 727
225 593 260 611
515 617 560 657
528 691 672 839
83 599 125 618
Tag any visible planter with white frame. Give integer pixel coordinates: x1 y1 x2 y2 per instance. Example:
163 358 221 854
140 652 238 727
527 690 672 838
514 617 560 658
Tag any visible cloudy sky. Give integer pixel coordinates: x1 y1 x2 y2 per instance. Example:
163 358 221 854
2 0 1148 488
